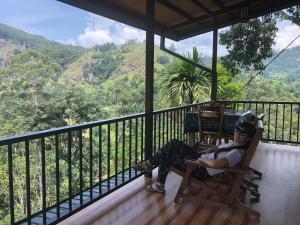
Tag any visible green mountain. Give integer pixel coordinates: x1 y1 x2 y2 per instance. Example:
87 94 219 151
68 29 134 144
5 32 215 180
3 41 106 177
0 22 85 68
264 46 300 79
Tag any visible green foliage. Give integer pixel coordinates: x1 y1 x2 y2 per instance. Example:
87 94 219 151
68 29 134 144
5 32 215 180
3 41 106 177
219 18 278 74
160 47 211 105
216 65 244 100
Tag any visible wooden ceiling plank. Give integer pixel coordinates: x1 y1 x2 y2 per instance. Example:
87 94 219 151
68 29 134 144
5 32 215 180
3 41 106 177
191 0 216 17
214 0 237 18
165 0 261 33
156 0 195 20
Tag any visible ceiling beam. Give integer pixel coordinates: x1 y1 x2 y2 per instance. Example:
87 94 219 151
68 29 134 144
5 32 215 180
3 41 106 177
156 0 195 20
191 0 216 17
174 0 299 40
214 0 236 18
164 0 261 34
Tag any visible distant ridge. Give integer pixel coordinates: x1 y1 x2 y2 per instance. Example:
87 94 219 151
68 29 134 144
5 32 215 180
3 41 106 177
0 22 85 67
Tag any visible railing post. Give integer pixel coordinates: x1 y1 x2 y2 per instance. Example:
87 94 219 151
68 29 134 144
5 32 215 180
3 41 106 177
145 0 155 178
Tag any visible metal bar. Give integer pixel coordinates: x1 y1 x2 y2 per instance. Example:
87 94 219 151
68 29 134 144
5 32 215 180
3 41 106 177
55 134 60 218
282 104 285 141
290 104 293 141
158 113 161 149
79 130 83 204
67 131 72 210
8 144 14 225
89 128 93 198
115 122 118 186
98 125 102 194
166 112 169 142
25 140 31 224
153 113 156 154
268 103 271 140
129 119 132 178
107 124 111 190
135 118 138 176
297 104 300 143
176 110 178 139
141 117 144 161
162 112 165 144
122 121 125 182
41 137 46 224
275 104 278 140
174 110 177 140
255 102 258 116
170 111 172 140
180 108 183 141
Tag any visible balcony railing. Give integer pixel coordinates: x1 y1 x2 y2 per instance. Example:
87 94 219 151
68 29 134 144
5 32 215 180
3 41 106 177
220 101 300 144
0 103 201 225
1 101 299 225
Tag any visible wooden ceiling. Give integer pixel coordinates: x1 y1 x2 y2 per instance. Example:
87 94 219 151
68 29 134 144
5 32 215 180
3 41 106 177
58 0 299 41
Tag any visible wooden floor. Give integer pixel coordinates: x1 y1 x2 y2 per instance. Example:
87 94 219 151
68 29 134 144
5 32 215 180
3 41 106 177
59 143 300 225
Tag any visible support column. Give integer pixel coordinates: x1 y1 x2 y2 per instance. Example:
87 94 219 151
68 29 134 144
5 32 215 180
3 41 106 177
211 17 218 102
145 0 155 178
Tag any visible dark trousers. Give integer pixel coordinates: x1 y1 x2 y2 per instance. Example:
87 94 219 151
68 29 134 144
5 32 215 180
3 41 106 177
149 139 210 184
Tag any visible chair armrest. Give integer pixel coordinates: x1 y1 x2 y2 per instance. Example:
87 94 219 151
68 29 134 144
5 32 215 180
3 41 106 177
185 160 248 174
193 143 216 152
217 167 248 174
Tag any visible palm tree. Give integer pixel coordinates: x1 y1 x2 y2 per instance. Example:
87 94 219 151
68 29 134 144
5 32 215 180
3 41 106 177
161 47 211 106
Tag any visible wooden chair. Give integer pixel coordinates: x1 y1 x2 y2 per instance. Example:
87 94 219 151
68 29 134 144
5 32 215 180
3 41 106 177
197 105 224 145
173 118 264 221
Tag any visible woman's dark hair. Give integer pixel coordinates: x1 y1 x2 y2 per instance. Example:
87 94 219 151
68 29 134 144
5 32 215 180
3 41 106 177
237 121 257 138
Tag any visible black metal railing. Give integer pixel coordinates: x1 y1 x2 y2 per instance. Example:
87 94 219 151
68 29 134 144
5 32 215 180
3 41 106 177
0 103 201 225
1 100 299 225
218 100 300 144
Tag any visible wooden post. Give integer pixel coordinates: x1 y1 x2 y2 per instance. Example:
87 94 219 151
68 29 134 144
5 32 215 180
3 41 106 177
211 17 218 102
145 0 155 178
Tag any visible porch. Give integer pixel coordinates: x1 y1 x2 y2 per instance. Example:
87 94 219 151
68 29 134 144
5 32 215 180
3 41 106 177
59 143 300 225
2 100 300 225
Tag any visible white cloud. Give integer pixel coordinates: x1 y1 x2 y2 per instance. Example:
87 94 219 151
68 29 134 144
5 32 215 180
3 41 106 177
274 23 300 50
77 13 145 47
57 39 76 46
78 27 113 47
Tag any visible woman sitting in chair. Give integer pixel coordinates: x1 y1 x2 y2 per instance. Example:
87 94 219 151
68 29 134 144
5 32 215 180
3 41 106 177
133 121 256 194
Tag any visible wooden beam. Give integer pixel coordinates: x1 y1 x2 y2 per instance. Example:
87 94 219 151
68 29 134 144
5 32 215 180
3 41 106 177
157 0 195 20
211 18 218 101
145 0 155 176
165 0 260 33
191 0 216 17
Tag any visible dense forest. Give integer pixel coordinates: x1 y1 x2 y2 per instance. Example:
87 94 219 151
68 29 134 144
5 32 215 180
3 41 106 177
0 22 300 224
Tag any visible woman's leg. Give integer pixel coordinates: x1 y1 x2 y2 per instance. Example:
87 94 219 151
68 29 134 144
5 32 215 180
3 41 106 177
149 139 200 167
133 139 199 172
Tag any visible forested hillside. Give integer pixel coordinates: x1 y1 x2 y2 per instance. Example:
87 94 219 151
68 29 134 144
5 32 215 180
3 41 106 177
0 22 300 138
0 23 85 68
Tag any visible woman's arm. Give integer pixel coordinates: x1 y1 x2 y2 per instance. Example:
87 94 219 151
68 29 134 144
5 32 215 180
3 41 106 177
197 157 229 168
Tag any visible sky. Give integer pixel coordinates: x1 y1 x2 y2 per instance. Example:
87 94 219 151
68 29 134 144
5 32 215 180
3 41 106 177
0 0 299 57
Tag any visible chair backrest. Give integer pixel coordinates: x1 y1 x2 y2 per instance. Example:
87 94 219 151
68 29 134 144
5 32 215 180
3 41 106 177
240 117 264 169
197 105 224 144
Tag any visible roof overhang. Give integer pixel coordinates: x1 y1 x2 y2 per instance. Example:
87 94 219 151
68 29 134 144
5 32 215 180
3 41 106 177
58 0 299 41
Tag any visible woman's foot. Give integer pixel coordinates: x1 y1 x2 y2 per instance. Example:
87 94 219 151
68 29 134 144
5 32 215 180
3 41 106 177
132 160 153 172
146 182 166 194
